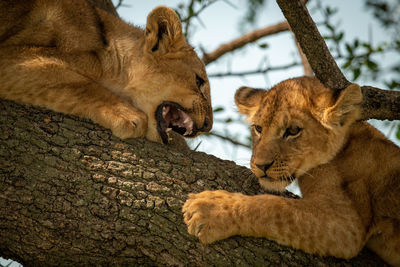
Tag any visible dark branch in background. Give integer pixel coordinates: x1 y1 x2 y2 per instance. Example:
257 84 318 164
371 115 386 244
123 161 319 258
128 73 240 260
276 0 400 121
181 0 219 39
114 0 127 9
202 21 289 65
206 132 251 148
183 0 196 37
87 0 118 16
208 62 299 78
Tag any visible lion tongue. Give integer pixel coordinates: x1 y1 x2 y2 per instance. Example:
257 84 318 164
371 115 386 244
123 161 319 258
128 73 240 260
163 105 193 136
174 109 193 135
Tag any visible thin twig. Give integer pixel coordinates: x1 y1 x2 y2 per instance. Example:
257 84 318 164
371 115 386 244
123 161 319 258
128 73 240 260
183 0 196 37
202 21 290 65
208 62 299 78
115 0 124 9
183 0 219 38
206 132 251 148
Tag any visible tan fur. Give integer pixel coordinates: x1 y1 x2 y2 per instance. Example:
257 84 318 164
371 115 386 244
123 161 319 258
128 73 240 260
0 0 212 143
183 77 400 266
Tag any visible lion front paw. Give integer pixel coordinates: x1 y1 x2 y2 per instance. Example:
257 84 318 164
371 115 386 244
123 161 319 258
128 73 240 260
97 102 148 140
182 190 244 244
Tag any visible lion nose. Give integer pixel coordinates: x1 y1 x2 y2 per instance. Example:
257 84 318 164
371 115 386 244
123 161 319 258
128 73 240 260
255 161 274 173
199 117 212 132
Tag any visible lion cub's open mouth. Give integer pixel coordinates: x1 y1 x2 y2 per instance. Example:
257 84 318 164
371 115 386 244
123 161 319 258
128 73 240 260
156 102 197 144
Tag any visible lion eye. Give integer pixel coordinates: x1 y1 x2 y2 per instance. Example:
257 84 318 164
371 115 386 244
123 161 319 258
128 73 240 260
283 126 302 139
253 125 262 135
196 74 205 89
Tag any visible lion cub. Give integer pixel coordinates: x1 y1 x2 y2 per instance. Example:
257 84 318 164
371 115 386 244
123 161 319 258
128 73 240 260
183 77 400 265
0 1 212 144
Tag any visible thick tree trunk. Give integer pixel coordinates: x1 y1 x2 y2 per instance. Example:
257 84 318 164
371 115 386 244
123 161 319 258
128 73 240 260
0 100 386 266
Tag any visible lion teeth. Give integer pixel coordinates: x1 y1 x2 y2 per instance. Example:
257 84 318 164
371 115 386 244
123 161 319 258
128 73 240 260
166 128 172 132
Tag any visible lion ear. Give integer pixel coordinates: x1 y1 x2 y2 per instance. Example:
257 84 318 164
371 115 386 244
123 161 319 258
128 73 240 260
322 84 362 127
144 6 185 55
235 86 266 120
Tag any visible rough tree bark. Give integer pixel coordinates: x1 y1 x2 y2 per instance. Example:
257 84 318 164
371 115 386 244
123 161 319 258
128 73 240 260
0 100 386 266
276 0 400 121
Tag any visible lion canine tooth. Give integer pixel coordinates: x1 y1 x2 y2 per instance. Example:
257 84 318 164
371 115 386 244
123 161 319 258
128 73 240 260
166 128 172 132
184 129 193 136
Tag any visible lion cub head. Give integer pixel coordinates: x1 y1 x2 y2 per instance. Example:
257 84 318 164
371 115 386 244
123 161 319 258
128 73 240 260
235 77 362 192
129 6 213 144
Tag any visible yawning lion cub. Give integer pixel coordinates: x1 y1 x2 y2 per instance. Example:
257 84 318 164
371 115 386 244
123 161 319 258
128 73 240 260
183 77 400 265
0 1 212 143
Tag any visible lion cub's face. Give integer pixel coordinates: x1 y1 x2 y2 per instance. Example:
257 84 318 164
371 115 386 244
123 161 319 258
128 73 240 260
235 77 362 192
129 6 212 144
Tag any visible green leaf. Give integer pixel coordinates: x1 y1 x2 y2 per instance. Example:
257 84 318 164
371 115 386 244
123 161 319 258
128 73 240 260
353 68 361 80
258 43 269 49
188 6 194 17
335 32 344 41
225 118 233 123
326 23 334 32
325 7 332 15
396 124 400 140
366 60 378 71
213 107 224 113
345 43 353 55
362 42 372 51
342 60 352 69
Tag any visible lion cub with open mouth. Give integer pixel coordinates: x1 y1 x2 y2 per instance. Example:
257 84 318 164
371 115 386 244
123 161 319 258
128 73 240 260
183 76 400 265
0 1 212 144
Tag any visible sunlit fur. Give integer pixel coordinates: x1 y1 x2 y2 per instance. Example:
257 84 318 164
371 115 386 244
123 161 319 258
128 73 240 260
0 1 212 143
237 77 361 192
183 77 400 266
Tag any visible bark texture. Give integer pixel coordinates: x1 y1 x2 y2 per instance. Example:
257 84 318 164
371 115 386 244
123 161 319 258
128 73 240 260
276 0 400 121
0 101 387 266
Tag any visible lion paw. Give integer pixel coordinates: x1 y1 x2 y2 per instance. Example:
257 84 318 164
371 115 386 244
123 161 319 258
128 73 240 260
98 102 148 140
182 190 243 244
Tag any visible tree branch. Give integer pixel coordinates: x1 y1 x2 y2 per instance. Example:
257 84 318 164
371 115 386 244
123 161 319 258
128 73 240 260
86 0 118 16
206 132 251 148
361 85 400 120
276 0 349 90
0 100 385 265
208 62 299 78
276 0 400 121
202 21 289 65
